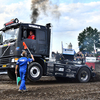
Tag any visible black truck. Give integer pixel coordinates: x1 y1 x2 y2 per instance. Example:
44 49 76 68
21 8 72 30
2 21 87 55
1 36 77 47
0 18 95 83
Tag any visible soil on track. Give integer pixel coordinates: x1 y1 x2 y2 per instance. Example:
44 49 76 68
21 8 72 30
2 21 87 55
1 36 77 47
0 73 100 100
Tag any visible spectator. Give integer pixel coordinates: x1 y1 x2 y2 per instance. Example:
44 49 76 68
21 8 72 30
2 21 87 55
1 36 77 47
76 51 82 61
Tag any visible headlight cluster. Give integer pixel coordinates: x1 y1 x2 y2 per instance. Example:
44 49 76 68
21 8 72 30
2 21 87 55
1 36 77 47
11 58 19 62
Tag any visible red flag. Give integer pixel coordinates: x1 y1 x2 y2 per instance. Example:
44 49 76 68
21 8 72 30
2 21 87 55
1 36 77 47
23 42 27 49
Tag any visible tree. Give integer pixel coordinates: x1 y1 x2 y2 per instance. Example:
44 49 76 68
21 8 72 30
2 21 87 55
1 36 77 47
78 27 100 53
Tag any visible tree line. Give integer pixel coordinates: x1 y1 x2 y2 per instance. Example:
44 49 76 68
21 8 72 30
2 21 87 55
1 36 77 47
78 26 100 53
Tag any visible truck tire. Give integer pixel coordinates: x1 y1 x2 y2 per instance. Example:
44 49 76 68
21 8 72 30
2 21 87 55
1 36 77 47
27 62 43 82
8 69 16 80
77 67 91 83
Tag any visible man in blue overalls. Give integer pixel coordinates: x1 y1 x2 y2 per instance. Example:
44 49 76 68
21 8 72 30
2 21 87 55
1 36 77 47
15 50 34 92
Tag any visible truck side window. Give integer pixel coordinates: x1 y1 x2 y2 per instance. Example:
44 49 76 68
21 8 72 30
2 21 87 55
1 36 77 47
27 30 36 40
21 29 27 40
23 30 27 38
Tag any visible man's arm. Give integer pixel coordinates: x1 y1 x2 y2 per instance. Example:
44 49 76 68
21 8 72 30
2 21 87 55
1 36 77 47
15 65 18 74
31 54 35 61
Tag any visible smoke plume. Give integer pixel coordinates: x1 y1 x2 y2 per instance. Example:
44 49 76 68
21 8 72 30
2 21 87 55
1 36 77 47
31 0 61 23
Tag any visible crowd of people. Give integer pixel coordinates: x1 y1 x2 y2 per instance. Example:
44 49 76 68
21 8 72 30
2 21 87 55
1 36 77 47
74 51 94 63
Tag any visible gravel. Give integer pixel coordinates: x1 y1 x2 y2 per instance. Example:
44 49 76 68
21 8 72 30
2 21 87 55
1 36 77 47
0 73 100 100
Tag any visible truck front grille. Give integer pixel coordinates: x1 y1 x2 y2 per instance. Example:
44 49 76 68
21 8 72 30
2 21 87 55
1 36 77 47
0 58 10 64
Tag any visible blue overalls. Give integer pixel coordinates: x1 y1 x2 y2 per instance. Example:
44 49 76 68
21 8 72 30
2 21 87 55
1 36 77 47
16 57 33 90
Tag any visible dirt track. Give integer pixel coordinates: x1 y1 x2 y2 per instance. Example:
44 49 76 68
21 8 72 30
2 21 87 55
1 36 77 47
0 74 100 100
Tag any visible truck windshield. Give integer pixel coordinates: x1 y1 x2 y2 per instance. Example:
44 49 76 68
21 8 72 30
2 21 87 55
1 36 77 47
1 28 19 44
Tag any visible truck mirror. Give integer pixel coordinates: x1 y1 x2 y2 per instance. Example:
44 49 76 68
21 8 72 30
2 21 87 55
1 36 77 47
46 23 51 28
23 30 27 38
0 34 3 43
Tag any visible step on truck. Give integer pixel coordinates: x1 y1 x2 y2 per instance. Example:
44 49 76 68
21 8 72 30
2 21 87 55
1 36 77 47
0 18 95 83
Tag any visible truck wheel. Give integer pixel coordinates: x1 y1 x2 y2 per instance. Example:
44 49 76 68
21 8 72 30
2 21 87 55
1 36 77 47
77 67 91 83
27 62 43 82
8 69 16 80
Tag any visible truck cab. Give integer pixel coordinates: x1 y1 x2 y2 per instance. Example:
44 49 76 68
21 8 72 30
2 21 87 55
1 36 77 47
0 18 51 81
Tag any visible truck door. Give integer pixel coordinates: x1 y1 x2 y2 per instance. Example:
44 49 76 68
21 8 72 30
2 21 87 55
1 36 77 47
36 29 48 56
21 27 48 56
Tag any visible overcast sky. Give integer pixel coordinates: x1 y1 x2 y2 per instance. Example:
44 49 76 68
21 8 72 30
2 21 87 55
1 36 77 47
0 0 100 53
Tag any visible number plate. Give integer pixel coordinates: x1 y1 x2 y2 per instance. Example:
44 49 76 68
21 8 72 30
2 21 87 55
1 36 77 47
2 65 6 67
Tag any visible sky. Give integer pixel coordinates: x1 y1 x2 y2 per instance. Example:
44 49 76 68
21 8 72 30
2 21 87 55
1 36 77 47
0 0 100 53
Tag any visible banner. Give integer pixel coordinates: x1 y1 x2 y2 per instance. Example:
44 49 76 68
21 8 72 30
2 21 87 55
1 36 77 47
86 57 96 62
63 48 75 55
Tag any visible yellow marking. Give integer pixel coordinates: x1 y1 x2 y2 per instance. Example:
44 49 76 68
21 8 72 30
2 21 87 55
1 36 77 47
3 44 8 46
44 60 46 62
2 65 6 67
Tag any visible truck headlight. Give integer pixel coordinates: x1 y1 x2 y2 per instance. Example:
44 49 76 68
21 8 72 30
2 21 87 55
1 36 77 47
11 58 18 62
11 58 15 62
14 58 18 62
11 65 14 68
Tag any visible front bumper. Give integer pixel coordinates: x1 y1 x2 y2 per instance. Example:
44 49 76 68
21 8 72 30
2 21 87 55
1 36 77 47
0 62 16 70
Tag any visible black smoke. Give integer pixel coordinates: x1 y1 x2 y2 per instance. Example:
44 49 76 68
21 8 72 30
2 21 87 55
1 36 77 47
31 0 61 23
